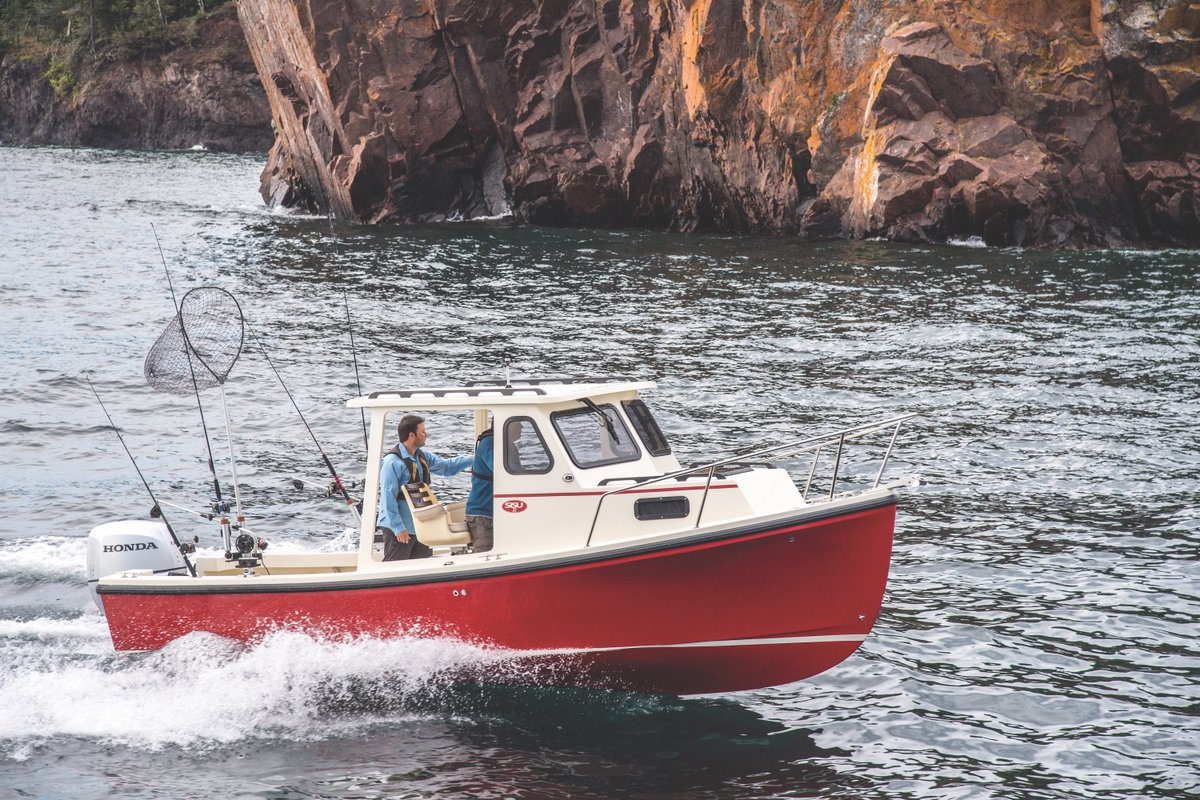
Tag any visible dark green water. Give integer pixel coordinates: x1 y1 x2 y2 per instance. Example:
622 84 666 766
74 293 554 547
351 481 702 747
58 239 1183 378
0 145 1197 798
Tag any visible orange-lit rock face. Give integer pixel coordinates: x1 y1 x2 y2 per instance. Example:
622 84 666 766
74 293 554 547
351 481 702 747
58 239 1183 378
824 19 1129 246
237 0 1199 246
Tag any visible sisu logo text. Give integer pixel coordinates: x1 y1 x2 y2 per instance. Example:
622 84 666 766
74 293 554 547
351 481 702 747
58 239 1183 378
103 541 159 552
501 500 528 513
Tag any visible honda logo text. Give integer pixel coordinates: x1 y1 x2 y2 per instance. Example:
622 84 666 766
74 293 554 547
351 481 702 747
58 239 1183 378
103 541 159 552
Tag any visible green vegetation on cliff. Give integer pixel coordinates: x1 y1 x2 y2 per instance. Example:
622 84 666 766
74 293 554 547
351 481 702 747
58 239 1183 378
0 0 231 64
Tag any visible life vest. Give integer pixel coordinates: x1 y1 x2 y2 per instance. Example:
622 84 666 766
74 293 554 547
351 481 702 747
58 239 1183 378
387 446 431 490
473 429 494 482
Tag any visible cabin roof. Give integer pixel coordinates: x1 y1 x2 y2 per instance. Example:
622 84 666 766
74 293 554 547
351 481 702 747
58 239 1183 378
346 378 657 410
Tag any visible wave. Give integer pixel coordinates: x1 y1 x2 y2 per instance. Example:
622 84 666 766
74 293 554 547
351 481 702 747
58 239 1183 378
0 622 834 800
0 536 87 585
946 235 988 248
0 627 614 757
0 614 109 642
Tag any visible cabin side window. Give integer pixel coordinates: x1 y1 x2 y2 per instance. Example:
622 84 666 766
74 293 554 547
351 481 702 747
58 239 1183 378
622 399 672 456
551 405 641 469
504 417 554 474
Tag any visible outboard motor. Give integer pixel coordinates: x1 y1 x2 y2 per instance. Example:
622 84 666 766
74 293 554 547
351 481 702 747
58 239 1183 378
86 520 189 613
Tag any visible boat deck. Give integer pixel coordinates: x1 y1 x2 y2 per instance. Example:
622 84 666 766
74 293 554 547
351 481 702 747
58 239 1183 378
194 552 358 577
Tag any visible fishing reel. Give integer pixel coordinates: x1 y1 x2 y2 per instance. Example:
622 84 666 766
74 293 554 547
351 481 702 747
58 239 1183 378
227 532 268 569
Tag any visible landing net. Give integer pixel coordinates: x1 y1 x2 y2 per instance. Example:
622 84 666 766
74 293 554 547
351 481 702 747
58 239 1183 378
145 287 245 394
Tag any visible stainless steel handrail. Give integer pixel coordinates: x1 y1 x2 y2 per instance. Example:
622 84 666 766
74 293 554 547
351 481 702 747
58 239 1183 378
584 413 917 546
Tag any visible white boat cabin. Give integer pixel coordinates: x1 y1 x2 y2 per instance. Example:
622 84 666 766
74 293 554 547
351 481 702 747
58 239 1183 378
348 378 805 566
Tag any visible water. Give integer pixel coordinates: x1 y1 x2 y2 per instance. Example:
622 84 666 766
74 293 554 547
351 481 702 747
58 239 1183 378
0 145 1197 799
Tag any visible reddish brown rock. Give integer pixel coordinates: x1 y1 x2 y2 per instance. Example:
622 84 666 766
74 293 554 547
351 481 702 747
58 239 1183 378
238 0 1200 246
1126 158 1200 243
1093 0 1200 244
811 15 1150 247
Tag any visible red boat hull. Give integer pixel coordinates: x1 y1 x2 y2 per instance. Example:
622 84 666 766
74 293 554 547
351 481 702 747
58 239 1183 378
99 498 895 694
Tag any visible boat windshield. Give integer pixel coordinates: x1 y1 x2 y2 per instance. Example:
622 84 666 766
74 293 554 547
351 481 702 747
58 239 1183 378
622 399 672 456
551 405 640 468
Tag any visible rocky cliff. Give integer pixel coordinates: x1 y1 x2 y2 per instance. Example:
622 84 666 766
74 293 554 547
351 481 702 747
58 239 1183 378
0 7 272 153
239 0 1199 246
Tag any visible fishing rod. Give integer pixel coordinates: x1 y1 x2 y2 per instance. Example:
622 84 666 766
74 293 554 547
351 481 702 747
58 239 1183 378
325 217 366 451
344 289 368 451
248 325 362 524
149 225 240 557
324 218 366 451
85 374 197 577
155 499 263 536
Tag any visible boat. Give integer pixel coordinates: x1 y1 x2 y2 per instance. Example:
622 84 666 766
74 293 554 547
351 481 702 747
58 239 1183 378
88 376 917 695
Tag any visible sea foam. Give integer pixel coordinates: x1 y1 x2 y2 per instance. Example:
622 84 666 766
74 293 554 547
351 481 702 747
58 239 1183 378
0 536 87 585
0 627 508 758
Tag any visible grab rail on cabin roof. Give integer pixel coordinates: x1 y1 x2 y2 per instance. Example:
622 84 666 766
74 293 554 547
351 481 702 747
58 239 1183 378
368 377 648 400
464 377 642 387
585 413 918 546
367 386 549 399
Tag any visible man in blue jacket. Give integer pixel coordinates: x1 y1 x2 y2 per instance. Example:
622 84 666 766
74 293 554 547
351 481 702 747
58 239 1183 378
465 426 494 552
377 415 471 560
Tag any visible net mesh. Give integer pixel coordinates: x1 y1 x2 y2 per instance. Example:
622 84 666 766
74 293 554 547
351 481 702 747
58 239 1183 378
144 287 245 395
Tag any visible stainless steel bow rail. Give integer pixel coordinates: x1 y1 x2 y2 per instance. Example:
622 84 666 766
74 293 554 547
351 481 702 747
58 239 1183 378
586 413 918 545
